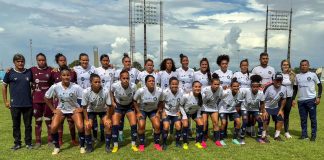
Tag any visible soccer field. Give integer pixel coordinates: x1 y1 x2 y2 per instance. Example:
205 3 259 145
0 85 323 160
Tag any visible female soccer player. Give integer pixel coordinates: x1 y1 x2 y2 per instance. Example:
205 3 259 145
176 54 194 93
214 54 233 89
110 70 138 152
134 75 164 152
95 54 115 91
50 53 78 146
114 53 139 141
180 81 204 149
82 74 113 153
281 60 295 139
201 73 223 147
233 59 251 89
161 77 184 150
239 75 266 144
31 53 53 147
137 59 160 86
159 58 178 90
44 67 85 155
218 78 242 146
194 58 211 88
262 73 287 142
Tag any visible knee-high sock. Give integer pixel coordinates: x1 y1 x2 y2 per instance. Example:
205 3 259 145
213 131 220 141
58 123 63 143
175 130 181 143
162 129 168 145
35 119 42 144
100 123 105 141
78 132 85 147
130 125 137 145
182 127 189 143
119 116 125 132
85 134 92 148
233 128 240 139
45 120 52 143
241 118 248 138
139 133 145 145
257 119 264 137
92 118 98 139
220 130 225 140
112 125 119 145
154 132 161 144
105 134 112 148
51 132 60 148
196 125 203 143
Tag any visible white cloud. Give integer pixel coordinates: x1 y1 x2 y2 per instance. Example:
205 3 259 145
196 12 264 24
0 27 4 33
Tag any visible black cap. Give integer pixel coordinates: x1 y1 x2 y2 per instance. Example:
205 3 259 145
274 72 283 80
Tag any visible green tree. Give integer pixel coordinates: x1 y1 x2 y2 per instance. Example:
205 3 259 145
133 61 144 71
69 60 79 68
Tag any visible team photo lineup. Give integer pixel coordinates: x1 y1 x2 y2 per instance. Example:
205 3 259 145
2 51 322 156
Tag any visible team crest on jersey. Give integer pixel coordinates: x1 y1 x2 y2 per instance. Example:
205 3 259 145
102 80 105 83
307 77 311 81
14 77 17 81
69 93 74 97
26 77 29 81
177 98 180 102
45 74 49 78
99 97 103 102
268 71 272 74
153 97 157 101
88 71 92 74
109 73 113 76
182 81 185 84
164 84 168 87
128 93 133 97
220 81 223 84
81 77 85 81
227 75 230 79
279 92 284 97
35 79 40 83
131 74 134 78
189 75 192 78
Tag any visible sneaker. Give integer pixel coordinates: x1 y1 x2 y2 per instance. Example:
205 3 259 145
285 132 292 139
80 147 86 154
154 144 162 151
139 145 145 152
220 140 227 146
201 141 207 148
105 146 111 153
299 136 309 140
183 143 189 150
175 142 182 148
274 136 284 142
11 144 21 150
240 139 245 145
256 138 266 144
52 148 60 155
232 139 240 145
26 144 33 150
310 136 316 142
262 137 270 143
131 145 139 152
162 144 167 150
71 140 79 146
195 142 203 149
118 133 124 142
112 146 118 153
215 141 223 147
34 143 41 148
86 145 93 153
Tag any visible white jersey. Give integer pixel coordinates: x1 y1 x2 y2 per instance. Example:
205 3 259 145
162 88 184 116
233 72 251 89
95 66 115 91
294 71 320 101
81 87 111 112
158 70 178 90
194 71 210 88
134 87 163 112
263 85 287 109
240 88 265 111
176 67 195 93
73 65 96 89
137 71 160 86
114 68 139 84
202 86 223 112
251 65 275 85
213 69 233 87
180 91 202 115
282 73 293 98
111 81 137 105
45 82 83 114
218 89 244 113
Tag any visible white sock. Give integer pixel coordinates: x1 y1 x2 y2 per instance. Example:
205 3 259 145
119 131 123 135
262 131 266 138
131 141 136 146
114 142 118 147
275 130 281 138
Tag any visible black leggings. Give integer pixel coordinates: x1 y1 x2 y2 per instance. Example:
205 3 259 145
284 97 293 132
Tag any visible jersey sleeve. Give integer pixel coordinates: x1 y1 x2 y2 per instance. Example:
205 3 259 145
76 86 84 99
158 89 164 101
260 92 265 101
110 83 116 93
180 106 187 119
45 84 56 99
179 94 187 106
105 91 112 106
313 73 321 84
81 90 89 106
2 70 11 84
133 88 142 102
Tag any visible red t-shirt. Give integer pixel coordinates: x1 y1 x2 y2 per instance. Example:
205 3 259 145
31 66 53 103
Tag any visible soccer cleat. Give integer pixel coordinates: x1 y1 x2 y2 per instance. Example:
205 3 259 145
201 141 207 148
240 139 246 145
195 142 203 149
256 138 266 144
232 139 241 145
220 140 227 146
154 144 162 151
215 141 223 147
11 144 20 151
52 148 60 155
26 144 33 150
274 136 284 142
105 146 111 153
118 133 124 142
175 142 182 148
285 132 292 139
299 136 309 140
162 144 167 150
71 140 79 146
131 145 139 152
262 137 270 143
80 147 86 154
310 136 316 142
183 143 189 150
139 145 145 152
86 146 93 153
112 146 118 153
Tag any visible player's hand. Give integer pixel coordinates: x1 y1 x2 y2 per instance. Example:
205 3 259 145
261 111 268 121
5 101 10 109
292 100 296 107
315 98 320 105
53 109 63 115
278 110 284 118
85 120 92 130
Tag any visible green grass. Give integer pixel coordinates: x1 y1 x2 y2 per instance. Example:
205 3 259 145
0 85 324 160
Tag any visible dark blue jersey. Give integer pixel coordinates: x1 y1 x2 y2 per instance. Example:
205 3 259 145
3 68 33 107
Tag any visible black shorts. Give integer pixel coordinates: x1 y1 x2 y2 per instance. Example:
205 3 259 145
114 103 134 115
88 112 106 120
140 110 158 120
201 111 217 116
186 112 200 120
241 110 260 117
162 115 180 123
219 112 240 121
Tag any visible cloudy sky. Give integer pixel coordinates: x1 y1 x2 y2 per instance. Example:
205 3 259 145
0 0 323 71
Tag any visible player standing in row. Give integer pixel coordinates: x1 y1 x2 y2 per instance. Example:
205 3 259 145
176 54 194 93
110 70 139 152
51 53 78 146
31 53 53 148
201 73 223 147
293 60 322 141
159 58 178 90
194 58 211 88
44 67 85 155
82 74 113 153
252 52 275 89
161 77 184 150
180 81 204 149
137 59 160 86
134 75 164 152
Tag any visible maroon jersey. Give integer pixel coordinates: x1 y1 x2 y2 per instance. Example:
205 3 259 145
31 66 53 103
51 68 77 83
